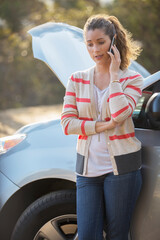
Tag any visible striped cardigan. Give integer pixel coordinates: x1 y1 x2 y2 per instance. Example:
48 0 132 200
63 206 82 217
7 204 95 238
61 66 143 175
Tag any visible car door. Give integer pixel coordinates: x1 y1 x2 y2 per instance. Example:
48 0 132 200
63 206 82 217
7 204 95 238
130 78 160 240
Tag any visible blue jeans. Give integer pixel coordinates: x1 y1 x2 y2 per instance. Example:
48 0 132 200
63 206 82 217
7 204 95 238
76 170 142 240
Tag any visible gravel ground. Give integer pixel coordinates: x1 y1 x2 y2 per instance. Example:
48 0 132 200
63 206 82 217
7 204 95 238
0 104 63 137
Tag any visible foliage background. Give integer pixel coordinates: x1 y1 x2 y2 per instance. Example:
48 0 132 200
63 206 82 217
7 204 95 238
0 0 159 110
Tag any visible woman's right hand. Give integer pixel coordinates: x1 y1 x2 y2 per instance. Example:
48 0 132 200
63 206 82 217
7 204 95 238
107 45 121 81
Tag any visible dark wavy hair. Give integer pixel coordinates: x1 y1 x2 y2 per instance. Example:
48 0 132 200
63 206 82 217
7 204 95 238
84 14 142 70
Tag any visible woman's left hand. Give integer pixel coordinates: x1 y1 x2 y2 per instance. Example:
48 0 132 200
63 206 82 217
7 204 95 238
107 45 121 80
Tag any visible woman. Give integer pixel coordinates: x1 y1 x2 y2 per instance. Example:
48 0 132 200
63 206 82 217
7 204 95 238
61 14 143 240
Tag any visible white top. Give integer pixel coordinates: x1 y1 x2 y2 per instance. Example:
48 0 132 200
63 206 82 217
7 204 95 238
86 85 113 177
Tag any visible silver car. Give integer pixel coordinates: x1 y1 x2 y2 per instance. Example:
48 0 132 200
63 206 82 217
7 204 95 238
0 23 160 240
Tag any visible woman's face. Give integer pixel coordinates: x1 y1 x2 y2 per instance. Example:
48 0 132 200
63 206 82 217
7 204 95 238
85 28 112 65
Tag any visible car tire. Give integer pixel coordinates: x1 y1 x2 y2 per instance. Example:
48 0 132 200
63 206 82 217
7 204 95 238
11 189 77 240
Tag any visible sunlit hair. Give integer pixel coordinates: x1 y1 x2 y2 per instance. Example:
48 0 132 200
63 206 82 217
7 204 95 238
84 14 142 70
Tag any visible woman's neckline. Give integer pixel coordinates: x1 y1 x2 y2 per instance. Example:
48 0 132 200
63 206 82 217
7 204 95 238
93 66 110 91
94 84 109 92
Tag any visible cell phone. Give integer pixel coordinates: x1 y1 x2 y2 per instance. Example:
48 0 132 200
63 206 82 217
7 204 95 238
109 36 116 55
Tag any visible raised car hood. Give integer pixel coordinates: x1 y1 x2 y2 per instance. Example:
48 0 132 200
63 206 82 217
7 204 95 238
28 22 155 89
28 22 94 88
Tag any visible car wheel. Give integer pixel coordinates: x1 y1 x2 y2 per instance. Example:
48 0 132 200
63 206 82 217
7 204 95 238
11 189 77 240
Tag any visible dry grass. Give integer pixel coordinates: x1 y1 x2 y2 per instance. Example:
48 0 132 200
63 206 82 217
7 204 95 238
0 104 63 137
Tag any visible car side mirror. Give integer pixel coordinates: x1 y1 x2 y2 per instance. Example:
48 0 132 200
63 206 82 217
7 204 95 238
145 93 160 129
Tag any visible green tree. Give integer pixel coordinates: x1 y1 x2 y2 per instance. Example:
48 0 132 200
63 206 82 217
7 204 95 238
107 0 160 73
0 0 45 32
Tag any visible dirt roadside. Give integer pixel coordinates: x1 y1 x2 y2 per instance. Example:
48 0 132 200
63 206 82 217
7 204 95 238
0 104 63 137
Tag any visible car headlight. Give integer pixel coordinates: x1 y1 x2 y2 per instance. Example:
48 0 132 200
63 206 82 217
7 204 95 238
0 134 26 155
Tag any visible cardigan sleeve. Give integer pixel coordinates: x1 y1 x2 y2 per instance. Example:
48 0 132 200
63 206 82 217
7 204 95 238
61 75 97 136
109 73 143 123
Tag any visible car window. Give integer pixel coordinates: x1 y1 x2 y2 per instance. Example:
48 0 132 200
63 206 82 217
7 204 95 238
133 80 160 129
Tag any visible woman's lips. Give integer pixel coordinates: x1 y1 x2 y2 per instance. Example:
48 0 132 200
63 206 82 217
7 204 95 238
95 54 103 60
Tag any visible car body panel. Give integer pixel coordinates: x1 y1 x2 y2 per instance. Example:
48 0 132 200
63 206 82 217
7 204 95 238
0 171 19 208
0 120 77 188
143 71 160 89
131 146 160 239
